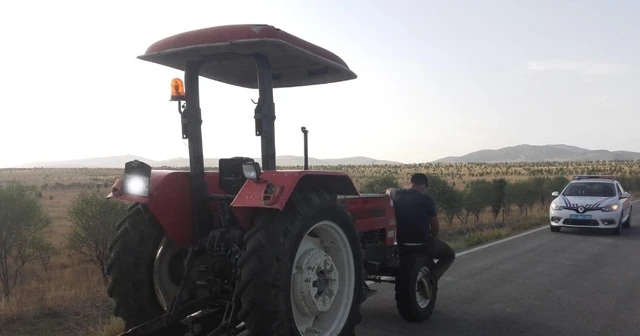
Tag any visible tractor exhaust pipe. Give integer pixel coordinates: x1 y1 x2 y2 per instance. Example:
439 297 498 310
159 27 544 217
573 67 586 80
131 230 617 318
301 126 309 170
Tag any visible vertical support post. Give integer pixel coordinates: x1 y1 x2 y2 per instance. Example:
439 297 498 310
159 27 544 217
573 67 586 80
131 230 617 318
301 126 309 170
184 60 213 238
252 54 277 171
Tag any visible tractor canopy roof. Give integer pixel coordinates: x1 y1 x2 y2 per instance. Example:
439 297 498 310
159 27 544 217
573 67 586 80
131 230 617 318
139 24 357 89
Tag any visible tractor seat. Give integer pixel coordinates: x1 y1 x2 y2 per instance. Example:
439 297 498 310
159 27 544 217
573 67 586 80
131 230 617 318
218 157 255 195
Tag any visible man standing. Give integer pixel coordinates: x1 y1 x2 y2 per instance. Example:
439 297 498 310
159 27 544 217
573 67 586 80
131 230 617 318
386 173 455 284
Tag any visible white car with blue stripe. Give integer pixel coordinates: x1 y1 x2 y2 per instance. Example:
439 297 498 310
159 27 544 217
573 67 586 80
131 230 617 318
549 175 632 235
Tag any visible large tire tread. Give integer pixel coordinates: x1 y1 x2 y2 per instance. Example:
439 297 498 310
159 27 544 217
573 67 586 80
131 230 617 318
106 204 166 331
395 253 437 323
238 190 363 336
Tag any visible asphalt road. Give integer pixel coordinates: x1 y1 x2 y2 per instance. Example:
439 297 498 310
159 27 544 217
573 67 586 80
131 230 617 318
356 203 640 336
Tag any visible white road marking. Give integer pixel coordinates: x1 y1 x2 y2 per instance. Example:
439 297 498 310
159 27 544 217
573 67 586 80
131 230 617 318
455 225 548 257
456 199 640 258
365 201 639 286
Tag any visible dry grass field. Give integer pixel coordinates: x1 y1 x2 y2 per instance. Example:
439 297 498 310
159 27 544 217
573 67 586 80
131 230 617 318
1 161 638 336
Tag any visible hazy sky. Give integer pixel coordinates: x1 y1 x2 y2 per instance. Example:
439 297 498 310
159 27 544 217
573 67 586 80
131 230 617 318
1 0 638 167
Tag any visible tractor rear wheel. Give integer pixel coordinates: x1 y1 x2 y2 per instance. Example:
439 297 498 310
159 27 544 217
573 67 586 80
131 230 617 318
105 204 184 331
237 190 363 336
395 253 438 322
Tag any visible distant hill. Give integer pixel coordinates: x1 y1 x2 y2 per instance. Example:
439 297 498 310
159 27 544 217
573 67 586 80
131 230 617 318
434 144 640 163
18 144 640 168
20 155 401 168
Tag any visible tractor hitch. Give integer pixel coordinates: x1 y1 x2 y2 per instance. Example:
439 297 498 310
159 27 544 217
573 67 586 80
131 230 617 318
118 305 239 336
118 313 188 336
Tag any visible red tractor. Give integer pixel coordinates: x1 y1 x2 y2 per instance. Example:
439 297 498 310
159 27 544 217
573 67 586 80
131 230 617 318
105 24 437 336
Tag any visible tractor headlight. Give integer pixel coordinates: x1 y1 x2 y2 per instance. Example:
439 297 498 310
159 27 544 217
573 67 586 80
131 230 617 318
601 204 619 212
242 162 262 180
123 160 152 197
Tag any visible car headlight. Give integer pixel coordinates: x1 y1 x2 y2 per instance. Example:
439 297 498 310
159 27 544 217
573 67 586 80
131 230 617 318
601 204 619 212
550 203 564 210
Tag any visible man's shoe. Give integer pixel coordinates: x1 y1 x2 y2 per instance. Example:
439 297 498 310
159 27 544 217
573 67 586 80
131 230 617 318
364 287 378 299
427 272 438 286
426 271 438 296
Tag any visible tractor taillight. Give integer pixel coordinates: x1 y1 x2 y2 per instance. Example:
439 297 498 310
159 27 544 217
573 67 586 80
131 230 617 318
242 162 262 180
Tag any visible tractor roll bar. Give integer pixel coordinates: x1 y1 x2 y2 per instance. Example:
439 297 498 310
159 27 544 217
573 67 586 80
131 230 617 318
253 54 277 171
184 60 214 238
183 54 277 238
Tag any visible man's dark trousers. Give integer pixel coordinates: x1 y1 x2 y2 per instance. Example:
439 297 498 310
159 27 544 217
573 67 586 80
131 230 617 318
401 235 455 281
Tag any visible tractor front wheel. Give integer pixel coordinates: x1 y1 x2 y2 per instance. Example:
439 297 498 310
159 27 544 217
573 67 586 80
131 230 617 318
237 190 363 336
395 253 438 322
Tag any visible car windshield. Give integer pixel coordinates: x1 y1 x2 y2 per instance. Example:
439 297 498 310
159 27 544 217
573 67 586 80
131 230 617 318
562 182 616 197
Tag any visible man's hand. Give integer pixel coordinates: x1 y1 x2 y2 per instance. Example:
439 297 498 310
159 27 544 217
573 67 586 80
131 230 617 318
428 216 440 237
385 188 395 197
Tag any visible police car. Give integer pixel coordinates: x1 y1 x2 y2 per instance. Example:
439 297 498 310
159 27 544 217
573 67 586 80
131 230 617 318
549 175 632 235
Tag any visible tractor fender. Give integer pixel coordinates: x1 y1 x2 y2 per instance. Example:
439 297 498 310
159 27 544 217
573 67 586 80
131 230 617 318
231 170 359 211
107 170 197 247
106 170 360 247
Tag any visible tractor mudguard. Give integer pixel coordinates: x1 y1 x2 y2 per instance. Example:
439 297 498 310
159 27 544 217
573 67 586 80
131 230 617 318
107 170 210 247
231 170 359 210
107 170 360 247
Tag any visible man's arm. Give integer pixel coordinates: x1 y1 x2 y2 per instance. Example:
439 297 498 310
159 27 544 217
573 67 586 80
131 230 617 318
428 216 440 237
385 188 398 201
424 195 440 236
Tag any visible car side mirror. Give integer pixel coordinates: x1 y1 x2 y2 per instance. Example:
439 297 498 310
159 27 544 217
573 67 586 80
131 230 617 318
551 191 559 197
620 192 631 199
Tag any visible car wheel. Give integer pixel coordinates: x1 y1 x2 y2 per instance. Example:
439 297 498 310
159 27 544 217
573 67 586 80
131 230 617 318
622 206 632 229
550 225 561 233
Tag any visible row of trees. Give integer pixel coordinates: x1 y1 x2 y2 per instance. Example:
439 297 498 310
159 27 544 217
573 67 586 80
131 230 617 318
360 174 572 225
0 183 127 299
3 171 640 298
295 160 640 182
615 175 640 194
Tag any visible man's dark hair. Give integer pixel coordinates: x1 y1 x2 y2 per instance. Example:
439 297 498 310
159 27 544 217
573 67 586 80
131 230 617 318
410 173 429 187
